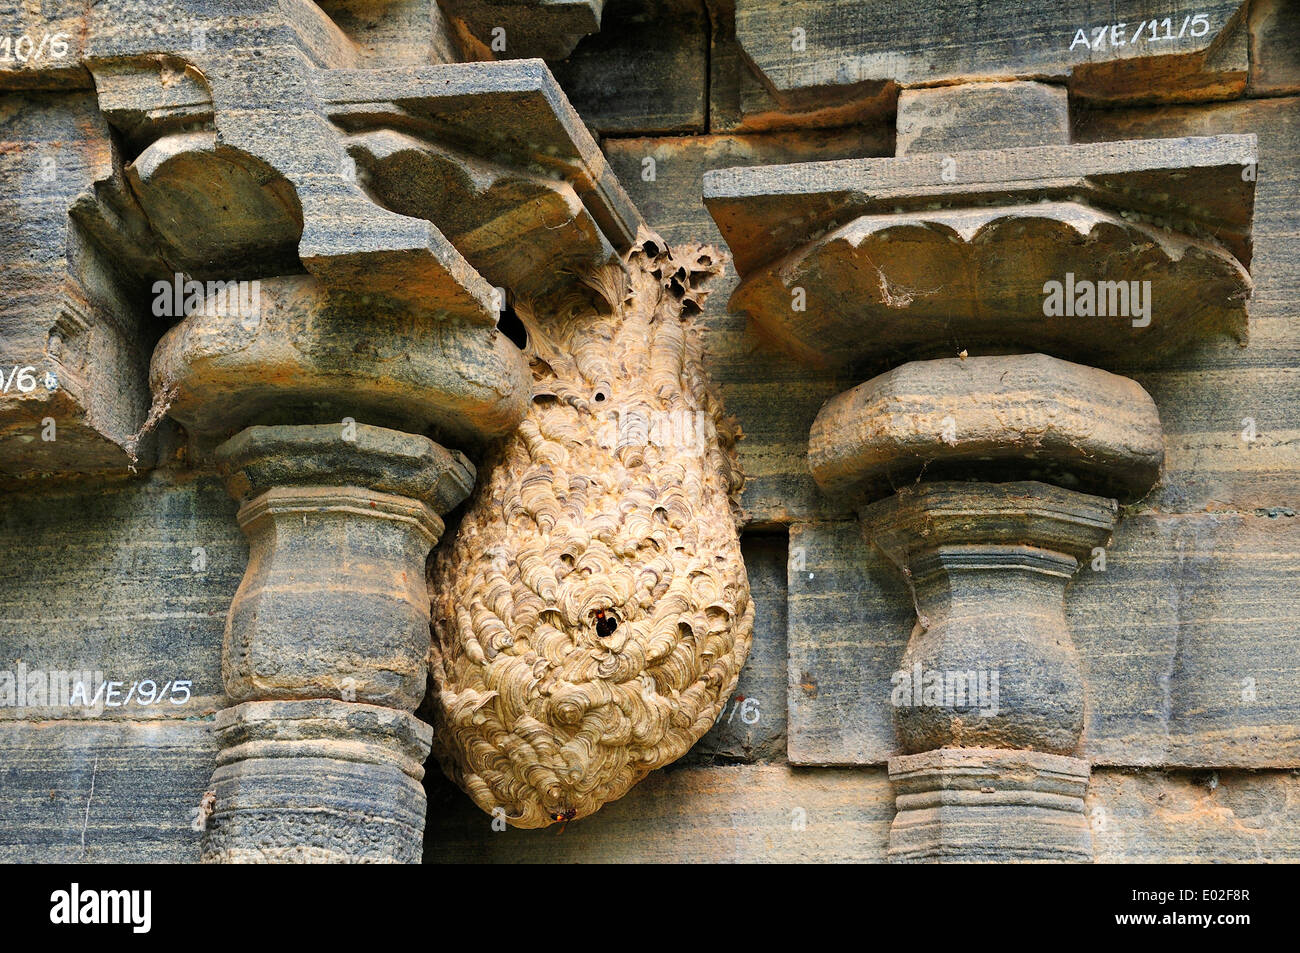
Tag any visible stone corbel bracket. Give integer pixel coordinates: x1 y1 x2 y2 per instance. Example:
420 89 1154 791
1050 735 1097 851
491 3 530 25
705 134 1257 371
98 56 641 322
317 61 641 308
74 8 641 325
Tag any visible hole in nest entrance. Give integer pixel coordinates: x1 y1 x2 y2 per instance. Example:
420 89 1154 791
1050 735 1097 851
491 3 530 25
497 303 528 350
594 610 618 638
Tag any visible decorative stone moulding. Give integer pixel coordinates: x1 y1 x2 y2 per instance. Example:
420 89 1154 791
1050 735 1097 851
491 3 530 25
205 699 434 864
201 423 474 863
730 201 1250 369
706 135 1257 371
808 354 1165 501
888 748 1094 863
427 237 753 828
150 274 531 449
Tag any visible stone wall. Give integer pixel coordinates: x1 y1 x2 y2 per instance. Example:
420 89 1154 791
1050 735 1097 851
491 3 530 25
0 0 1296 863
426 0 1300 862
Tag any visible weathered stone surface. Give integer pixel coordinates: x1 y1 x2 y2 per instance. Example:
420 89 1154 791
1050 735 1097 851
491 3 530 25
551 0 707 134
866 482 1116 756
89 58 213 147
202 699 430 863
786 519 910 766
1089 768 1300 862
0 719 214 863
151 275 532 449
672 96 1300 524
1072 510 1300 768
9 721 1294 863
689 533 786 763
733 0 1249 109
425 761 896 862
0 472 235 720
315 0 462 67
0 10 667 863
1 0 1298 867
889 748 1093 863
441 0 605 61
787 512 1300 768
82 9 503 325
707 135 1257 376
217 423 475 511
705 0 895 133
0 91 154 475
809 355 1165 503
1072 98 1300 515
1248 0 1300 95
0 0 94 90
203 423 469 863
896 82 1070 155
126 131 303 279
85 0 358 70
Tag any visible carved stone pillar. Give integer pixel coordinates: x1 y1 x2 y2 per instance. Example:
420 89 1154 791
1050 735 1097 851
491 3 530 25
705 73 1254 861
146 275 526 864
200 424 473 862
866 481 1115 758
807 354 1161 861
865 482 1113 862
127 60 641 859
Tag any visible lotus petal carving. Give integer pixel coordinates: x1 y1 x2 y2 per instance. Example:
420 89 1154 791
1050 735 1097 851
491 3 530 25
730 201 1251 369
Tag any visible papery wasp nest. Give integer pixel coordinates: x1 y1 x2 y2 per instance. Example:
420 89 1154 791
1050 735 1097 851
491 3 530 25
428 232 752 827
